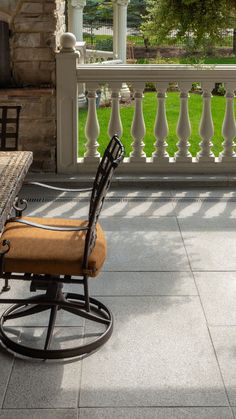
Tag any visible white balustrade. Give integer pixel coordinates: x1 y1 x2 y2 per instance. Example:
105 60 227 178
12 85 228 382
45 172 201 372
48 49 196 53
108 82 123 138
56 39 236 174
130 82 146 161
153 82 169 162
198 82 214 161
85 49 114 64
220 82 236 161
84 83 100 161
175 82 192 162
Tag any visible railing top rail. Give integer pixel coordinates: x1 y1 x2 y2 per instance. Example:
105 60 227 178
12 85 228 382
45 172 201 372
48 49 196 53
76 64 236 83
86 49 114 57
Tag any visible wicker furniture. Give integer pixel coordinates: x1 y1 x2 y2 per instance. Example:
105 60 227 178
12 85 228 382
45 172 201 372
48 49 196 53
0 151 33 233
0 136 124 360
0 151 33 293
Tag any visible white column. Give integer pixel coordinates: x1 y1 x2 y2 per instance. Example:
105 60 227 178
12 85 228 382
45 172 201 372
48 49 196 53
153 82 169 163
112 0 119 59
220 82 236 161
68 0 86 42
56 33 79 173
113 0 130 100
116 0 129 63
175 81 192 162
197 82 215 162
76 41 87 108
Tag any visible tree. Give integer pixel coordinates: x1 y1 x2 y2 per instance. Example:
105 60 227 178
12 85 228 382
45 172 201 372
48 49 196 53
127 0 147 29
142 0 236 53
83 0 112 44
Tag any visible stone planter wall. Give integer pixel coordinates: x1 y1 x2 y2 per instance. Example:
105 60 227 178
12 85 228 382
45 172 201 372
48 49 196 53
0 0 65 172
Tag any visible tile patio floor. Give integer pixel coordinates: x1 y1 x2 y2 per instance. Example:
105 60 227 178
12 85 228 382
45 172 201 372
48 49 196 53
1 185 236 418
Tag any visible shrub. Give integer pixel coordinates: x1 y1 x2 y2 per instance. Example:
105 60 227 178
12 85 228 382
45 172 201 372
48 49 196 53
95 38 113 51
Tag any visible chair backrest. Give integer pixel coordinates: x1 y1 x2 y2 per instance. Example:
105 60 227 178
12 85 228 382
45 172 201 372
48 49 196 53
0 106 21 151
83 135 125 270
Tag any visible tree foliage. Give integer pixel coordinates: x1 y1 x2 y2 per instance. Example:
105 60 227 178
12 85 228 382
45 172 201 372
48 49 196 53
83 0 112 29
83 0 147 30
142 0 236 51
128 0 147 29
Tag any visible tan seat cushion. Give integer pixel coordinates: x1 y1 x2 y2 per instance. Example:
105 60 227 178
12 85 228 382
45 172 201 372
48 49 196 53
2 217 106 277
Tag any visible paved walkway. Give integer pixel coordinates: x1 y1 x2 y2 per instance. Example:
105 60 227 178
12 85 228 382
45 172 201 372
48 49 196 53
1 185 236 418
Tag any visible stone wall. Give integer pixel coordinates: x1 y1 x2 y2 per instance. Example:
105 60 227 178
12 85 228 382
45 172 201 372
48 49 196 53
0 0 66 172
11 0 65 86
0 88 56 171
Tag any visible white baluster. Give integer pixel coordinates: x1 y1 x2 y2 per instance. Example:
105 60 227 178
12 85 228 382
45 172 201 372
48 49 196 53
84 83 100 161
153 82 169 162
220 82 236 161
108 82 123 138
175 81 192 162
130 82 146 161
197 82 215 161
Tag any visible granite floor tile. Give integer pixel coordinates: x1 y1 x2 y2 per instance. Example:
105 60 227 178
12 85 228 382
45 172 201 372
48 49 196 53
178 218 236 271
24 200 89 219
194 272 236 325
171 188 236 198
209 326 236 406
172 200 205 218
0 410 78 419
0 280 84 327
25 199 175 219
20 186 172 199
3 186 236 413
89 271 197 296
80 296 227 407
0 280 30 318
79 407 234 419
23 193 236 220
232 407 236 417
123 200 175 217
4 326 84 352
173 199 236 219
106 188 172 198
0 351 15 408
3 328 82 409
101 217 190 272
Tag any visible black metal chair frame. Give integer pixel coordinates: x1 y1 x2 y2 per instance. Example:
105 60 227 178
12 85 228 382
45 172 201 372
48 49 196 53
0 135 124 360
0 106 21 151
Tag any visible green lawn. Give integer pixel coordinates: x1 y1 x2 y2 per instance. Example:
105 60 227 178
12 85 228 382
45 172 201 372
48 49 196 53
83 33 235 49
140 57 236 65
78 92 228 158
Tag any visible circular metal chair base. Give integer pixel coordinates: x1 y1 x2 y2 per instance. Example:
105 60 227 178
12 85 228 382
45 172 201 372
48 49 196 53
0 293 113 360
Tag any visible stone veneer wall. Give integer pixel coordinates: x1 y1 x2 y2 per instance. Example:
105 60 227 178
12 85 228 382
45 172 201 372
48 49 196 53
0 0 66 172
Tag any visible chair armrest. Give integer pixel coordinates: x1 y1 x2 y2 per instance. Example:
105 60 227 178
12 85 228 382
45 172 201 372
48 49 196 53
25 181 93 193
6 218 89 232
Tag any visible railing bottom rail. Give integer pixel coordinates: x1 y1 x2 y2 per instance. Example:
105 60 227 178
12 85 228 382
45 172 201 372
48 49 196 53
74 158 236 175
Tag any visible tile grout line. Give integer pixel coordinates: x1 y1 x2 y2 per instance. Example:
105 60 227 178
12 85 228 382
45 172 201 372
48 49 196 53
1 405 235 410
199 301 236 419
175 216 235 417
77 322 85 410
1 353 16 410
76 404 236 409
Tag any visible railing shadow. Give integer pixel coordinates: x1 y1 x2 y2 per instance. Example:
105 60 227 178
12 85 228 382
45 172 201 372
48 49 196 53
0 185 235 411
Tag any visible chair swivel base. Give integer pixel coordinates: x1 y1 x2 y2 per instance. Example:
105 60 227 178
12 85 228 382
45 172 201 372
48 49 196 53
0 293 113 360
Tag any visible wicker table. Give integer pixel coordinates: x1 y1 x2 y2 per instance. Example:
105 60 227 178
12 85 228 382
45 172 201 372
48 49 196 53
0 151 33 233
